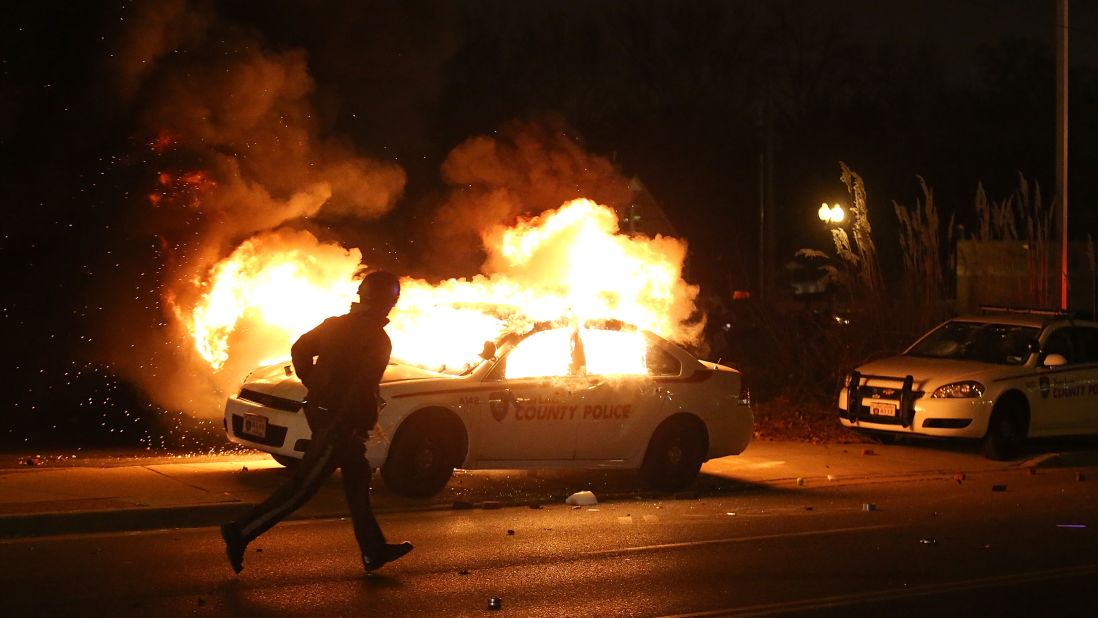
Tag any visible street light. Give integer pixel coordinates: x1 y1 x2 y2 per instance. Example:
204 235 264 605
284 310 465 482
818 202 845 225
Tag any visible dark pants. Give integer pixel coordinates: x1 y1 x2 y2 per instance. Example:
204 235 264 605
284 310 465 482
230 419 386 558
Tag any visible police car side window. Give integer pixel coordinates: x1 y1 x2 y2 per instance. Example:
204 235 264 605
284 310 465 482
1043 329 1075 364
646 344 681 376
1071 327 1098 364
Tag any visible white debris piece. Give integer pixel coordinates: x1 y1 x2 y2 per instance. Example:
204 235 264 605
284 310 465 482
565 490 598 506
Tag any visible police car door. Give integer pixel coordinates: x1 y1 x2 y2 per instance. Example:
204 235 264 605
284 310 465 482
1035 326 1098 433
477 328 581 462
574 329 669 461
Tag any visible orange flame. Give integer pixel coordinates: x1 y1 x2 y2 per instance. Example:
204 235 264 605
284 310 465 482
182 199 699 382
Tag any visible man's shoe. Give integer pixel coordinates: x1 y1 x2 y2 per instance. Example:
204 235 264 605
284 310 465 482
220 523 246 574
362 541 414 572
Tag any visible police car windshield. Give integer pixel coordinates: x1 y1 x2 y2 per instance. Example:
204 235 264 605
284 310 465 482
906 321 1038 365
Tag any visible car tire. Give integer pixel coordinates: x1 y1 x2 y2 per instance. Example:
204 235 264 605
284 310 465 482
984 401 1025 461
271 454 300 468
381 416 459 498
641 417 707 492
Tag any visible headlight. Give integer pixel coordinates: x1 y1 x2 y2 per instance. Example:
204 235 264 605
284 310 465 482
930 381 985 398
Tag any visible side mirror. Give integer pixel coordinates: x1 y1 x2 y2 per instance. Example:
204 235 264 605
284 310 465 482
1043 353 1068 368
479 341 497 361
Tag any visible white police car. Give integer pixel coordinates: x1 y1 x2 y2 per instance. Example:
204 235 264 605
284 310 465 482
838 308 1098 459
226 322 753 497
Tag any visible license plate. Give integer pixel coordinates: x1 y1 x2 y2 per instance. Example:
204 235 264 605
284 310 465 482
242 413 268 439
869 401 898 417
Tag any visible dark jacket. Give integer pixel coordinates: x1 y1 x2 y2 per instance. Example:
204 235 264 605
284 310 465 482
291 304 391 432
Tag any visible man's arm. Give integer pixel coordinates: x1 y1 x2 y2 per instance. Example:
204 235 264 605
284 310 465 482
290 321 327 389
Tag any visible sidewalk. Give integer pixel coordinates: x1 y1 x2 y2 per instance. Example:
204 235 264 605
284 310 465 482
1 441 1095 539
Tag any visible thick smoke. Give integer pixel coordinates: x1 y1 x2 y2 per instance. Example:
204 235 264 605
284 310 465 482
105 0 404 415
429 116 634 274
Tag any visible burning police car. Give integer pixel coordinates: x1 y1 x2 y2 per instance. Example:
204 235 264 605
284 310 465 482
839 309 1098 459
225 322 753 497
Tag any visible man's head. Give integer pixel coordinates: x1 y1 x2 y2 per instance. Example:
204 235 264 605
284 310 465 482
358 270 401 314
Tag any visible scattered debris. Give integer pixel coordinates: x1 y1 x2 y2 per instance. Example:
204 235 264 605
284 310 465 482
953 472 965 483
452 501 475 510
565 491 598 506
991 484 1007 492
506 529 515 536
862 448 876 456
919 537 937 545
487 596 502 611
862 503 876 512
480 501 501 510
804 506 814 511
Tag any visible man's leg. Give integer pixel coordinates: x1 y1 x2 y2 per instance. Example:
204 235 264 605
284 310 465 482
342 438 413 571
341 439 386 555
221 425 341 571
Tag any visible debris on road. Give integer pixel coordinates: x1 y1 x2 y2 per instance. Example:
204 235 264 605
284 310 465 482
991 484 1007 492
487 596 502 611
506 529 515 536
862 448 876 456
954 472 965 483
565 490 597 506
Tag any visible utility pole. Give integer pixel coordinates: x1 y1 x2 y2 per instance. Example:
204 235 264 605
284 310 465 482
1057 0 1069 311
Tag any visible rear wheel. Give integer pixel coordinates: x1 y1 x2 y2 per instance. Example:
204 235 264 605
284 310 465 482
381 415 460 498
984 401 1026 460
641 417 707 492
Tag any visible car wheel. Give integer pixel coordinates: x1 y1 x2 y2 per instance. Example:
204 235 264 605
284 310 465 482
381 416 459 498
641 417 707 492
271 454 300 468
984 401 1025 460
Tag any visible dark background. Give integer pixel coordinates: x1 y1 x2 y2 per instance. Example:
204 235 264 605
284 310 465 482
2 0 1096 448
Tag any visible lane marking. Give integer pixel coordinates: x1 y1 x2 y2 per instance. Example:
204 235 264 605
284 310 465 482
584 524 896 559
660 563 1098 617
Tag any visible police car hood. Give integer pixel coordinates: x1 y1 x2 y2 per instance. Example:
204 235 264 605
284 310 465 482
855 355 1008 392
241 360 457 402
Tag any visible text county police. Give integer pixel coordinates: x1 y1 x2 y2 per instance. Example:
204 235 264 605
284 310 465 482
511 403 632 421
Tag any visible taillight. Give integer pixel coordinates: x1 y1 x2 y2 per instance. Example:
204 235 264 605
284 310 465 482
738 379 751 406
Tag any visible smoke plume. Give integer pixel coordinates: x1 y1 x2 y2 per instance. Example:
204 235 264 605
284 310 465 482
429 116 634 274
104 0 404 415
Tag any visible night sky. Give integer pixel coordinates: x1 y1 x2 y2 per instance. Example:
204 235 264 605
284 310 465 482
2 0 1096 448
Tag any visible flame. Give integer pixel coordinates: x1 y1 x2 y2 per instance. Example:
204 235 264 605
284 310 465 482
182 198 699 381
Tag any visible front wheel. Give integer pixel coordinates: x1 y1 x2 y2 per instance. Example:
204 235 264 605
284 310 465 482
271 454 301 468
381 417 459 498
984 402 1025 460
641 417 707 492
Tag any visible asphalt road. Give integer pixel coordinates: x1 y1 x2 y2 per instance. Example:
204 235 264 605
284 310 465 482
2 465 1096 616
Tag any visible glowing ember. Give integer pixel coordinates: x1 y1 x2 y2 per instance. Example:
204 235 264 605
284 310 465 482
181 198 699 382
